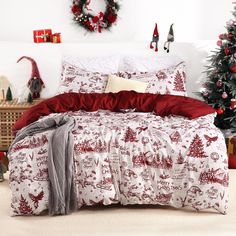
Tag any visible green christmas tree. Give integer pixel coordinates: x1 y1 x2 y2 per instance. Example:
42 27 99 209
202 3 236 131
27 92 33 104
6 86 13 101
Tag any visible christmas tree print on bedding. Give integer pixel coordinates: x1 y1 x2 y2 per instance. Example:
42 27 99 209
8 110 228 216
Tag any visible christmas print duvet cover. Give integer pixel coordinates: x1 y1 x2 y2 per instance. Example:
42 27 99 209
8 92 229 215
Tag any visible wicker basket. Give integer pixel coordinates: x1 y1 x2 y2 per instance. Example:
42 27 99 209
0 99 43 151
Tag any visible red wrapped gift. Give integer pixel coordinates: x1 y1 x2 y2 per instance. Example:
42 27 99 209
33 29 52 43
50 33 61 43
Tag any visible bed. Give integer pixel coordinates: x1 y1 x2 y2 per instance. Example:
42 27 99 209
8 56 229 216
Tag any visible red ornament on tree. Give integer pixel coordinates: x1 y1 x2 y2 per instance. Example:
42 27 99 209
230 99 236 109
225 47 229 55
228 33 233 39
222 92 228 99
216 108 224 115
217 40 222 46
216 80 222 87
219 34 224 39
231 65 236 73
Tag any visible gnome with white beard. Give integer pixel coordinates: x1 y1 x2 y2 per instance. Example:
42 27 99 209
17 56 45 99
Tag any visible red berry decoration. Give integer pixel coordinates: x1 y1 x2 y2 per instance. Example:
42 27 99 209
92 16 99 24
216 108 224 115
231 65 236 73
71 5 80 14
71 0 120 33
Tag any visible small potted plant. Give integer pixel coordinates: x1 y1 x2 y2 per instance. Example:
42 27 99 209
0 152 7 182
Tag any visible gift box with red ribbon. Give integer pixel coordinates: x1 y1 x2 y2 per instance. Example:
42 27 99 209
50 33 61 43
225 135 236 169
33 29 52 43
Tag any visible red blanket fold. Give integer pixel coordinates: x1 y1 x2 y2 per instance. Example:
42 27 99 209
13 91 215 132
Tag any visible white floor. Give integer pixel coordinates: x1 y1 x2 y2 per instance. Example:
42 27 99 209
1 171 236 236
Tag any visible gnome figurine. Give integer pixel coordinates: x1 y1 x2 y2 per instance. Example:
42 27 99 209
17 56 45 99
164 24 174 53
150 23 159 52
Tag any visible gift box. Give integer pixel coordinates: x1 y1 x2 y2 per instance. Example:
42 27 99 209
33 29 52 43
50 33 61 43
225 135 236 169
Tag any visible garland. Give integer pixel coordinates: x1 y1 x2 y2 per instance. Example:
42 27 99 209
71 0 120 33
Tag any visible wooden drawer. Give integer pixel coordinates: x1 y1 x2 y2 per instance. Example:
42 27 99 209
0 99 44 151
0 108 25 150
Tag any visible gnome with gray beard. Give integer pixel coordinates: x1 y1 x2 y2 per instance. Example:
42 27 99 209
17 56 45 99
164 24 174 53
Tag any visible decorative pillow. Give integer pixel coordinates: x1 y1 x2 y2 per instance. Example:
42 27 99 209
105 75 148 93
117 62 187 96
120 55 183 73
61 55 120 75
58 66 109 94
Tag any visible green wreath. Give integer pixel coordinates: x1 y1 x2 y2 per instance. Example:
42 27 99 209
71 0 120 33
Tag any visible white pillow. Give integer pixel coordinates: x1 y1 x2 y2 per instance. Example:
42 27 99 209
120 55 183 73
62 55 120 74
105 75 148 93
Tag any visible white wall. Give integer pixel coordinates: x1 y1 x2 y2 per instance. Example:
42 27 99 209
0 41 215 99
0 0 234 99
0 0 233 42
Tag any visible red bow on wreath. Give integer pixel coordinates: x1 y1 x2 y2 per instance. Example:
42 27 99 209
90 12 107 33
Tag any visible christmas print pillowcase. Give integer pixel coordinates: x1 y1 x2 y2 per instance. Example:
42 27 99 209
117 62 187 96
58 65 109 94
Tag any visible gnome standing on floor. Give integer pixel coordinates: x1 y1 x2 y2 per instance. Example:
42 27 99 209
164 24 174 53
150 23 159 52
17 56 45 99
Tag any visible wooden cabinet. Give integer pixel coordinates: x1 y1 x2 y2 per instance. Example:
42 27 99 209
0 99 43 151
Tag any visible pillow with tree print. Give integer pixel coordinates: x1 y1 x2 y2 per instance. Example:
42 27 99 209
116 62 187 96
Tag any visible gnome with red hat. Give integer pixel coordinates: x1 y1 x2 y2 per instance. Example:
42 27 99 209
17 56 45 99
150 23 159 52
